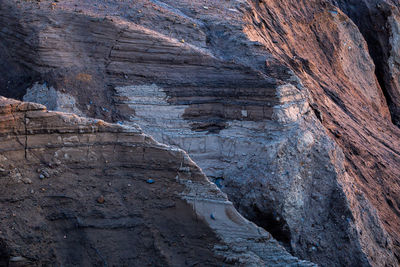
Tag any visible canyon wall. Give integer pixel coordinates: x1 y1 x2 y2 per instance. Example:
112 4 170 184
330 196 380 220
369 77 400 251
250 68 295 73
0 97 315 266
0 0 399 266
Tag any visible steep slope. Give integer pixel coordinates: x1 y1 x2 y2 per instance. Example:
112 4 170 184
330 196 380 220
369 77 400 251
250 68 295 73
0 96 314 266
0 0 399 266
243 0 400 263
329 0 400 126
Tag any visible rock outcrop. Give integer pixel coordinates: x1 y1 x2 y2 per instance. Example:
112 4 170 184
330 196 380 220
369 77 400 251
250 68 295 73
0 96 314 266
244 1 400 264
0 0 399 266
329 0 400 126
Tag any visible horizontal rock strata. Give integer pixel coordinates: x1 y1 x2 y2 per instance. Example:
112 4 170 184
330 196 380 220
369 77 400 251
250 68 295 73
0 97 314 266
0 0 399 266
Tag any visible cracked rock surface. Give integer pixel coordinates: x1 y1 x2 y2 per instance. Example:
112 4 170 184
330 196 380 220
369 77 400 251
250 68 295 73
0 97 314 266
0 0 399 266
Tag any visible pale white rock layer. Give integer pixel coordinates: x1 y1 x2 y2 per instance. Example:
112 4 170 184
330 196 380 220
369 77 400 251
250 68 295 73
176 153 315 266
23 83 84 116
114 80 396 265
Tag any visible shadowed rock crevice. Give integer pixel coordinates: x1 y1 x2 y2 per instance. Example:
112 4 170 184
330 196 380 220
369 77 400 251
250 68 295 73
0 41 39 100
248 205 292 251
0 239 10 267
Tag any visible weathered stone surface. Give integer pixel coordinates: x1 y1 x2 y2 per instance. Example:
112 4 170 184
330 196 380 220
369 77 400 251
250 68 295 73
23 82 84 116
243 1 400 264
0 96 314 266
0 0 399 266
329 0 400 126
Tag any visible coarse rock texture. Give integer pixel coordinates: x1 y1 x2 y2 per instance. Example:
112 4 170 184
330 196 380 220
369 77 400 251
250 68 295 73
328 0 400 126
0 0 399 266
23 82 84 116
0 96 314 266
243 1 400 264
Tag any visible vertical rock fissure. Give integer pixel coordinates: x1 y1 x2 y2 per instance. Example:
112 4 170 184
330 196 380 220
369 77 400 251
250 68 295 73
249 205 292 252
24 111 28 159
0 239 10 266
363 18 398 127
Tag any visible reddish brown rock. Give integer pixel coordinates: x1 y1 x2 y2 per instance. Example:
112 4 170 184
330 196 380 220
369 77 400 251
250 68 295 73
329 0 400 126
243 0 400 263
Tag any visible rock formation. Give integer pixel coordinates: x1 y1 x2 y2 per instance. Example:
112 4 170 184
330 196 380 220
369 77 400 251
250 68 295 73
0 0 399 266
0 97 315 266
329 0 400 126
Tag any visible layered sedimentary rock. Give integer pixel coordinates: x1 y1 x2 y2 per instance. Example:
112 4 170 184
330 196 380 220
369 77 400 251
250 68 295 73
0 96 315 266
0 0 399 266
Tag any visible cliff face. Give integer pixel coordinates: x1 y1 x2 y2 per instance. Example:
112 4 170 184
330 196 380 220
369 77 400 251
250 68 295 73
244 0 400 263
0 97 314 266
329 0 400 126
0 0 399 266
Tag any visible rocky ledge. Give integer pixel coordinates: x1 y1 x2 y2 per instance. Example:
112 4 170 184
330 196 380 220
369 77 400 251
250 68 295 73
0 97 314 266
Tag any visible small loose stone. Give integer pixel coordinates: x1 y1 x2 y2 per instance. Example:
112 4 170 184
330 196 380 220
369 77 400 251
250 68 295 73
97 195 105 204
22 178 32 184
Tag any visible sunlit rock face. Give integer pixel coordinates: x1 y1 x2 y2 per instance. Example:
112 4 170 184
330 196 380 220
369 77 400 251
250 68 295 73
0 0 399 266
329 0 400 126
387 13 400 124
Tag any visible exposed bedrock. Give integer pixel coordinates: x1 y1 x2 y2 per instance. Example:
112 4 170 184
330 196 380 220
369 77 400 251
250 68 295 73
0 97 315 266
0 0 399 266
329 0 400 126
243 1 400 264
115 82 395 266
